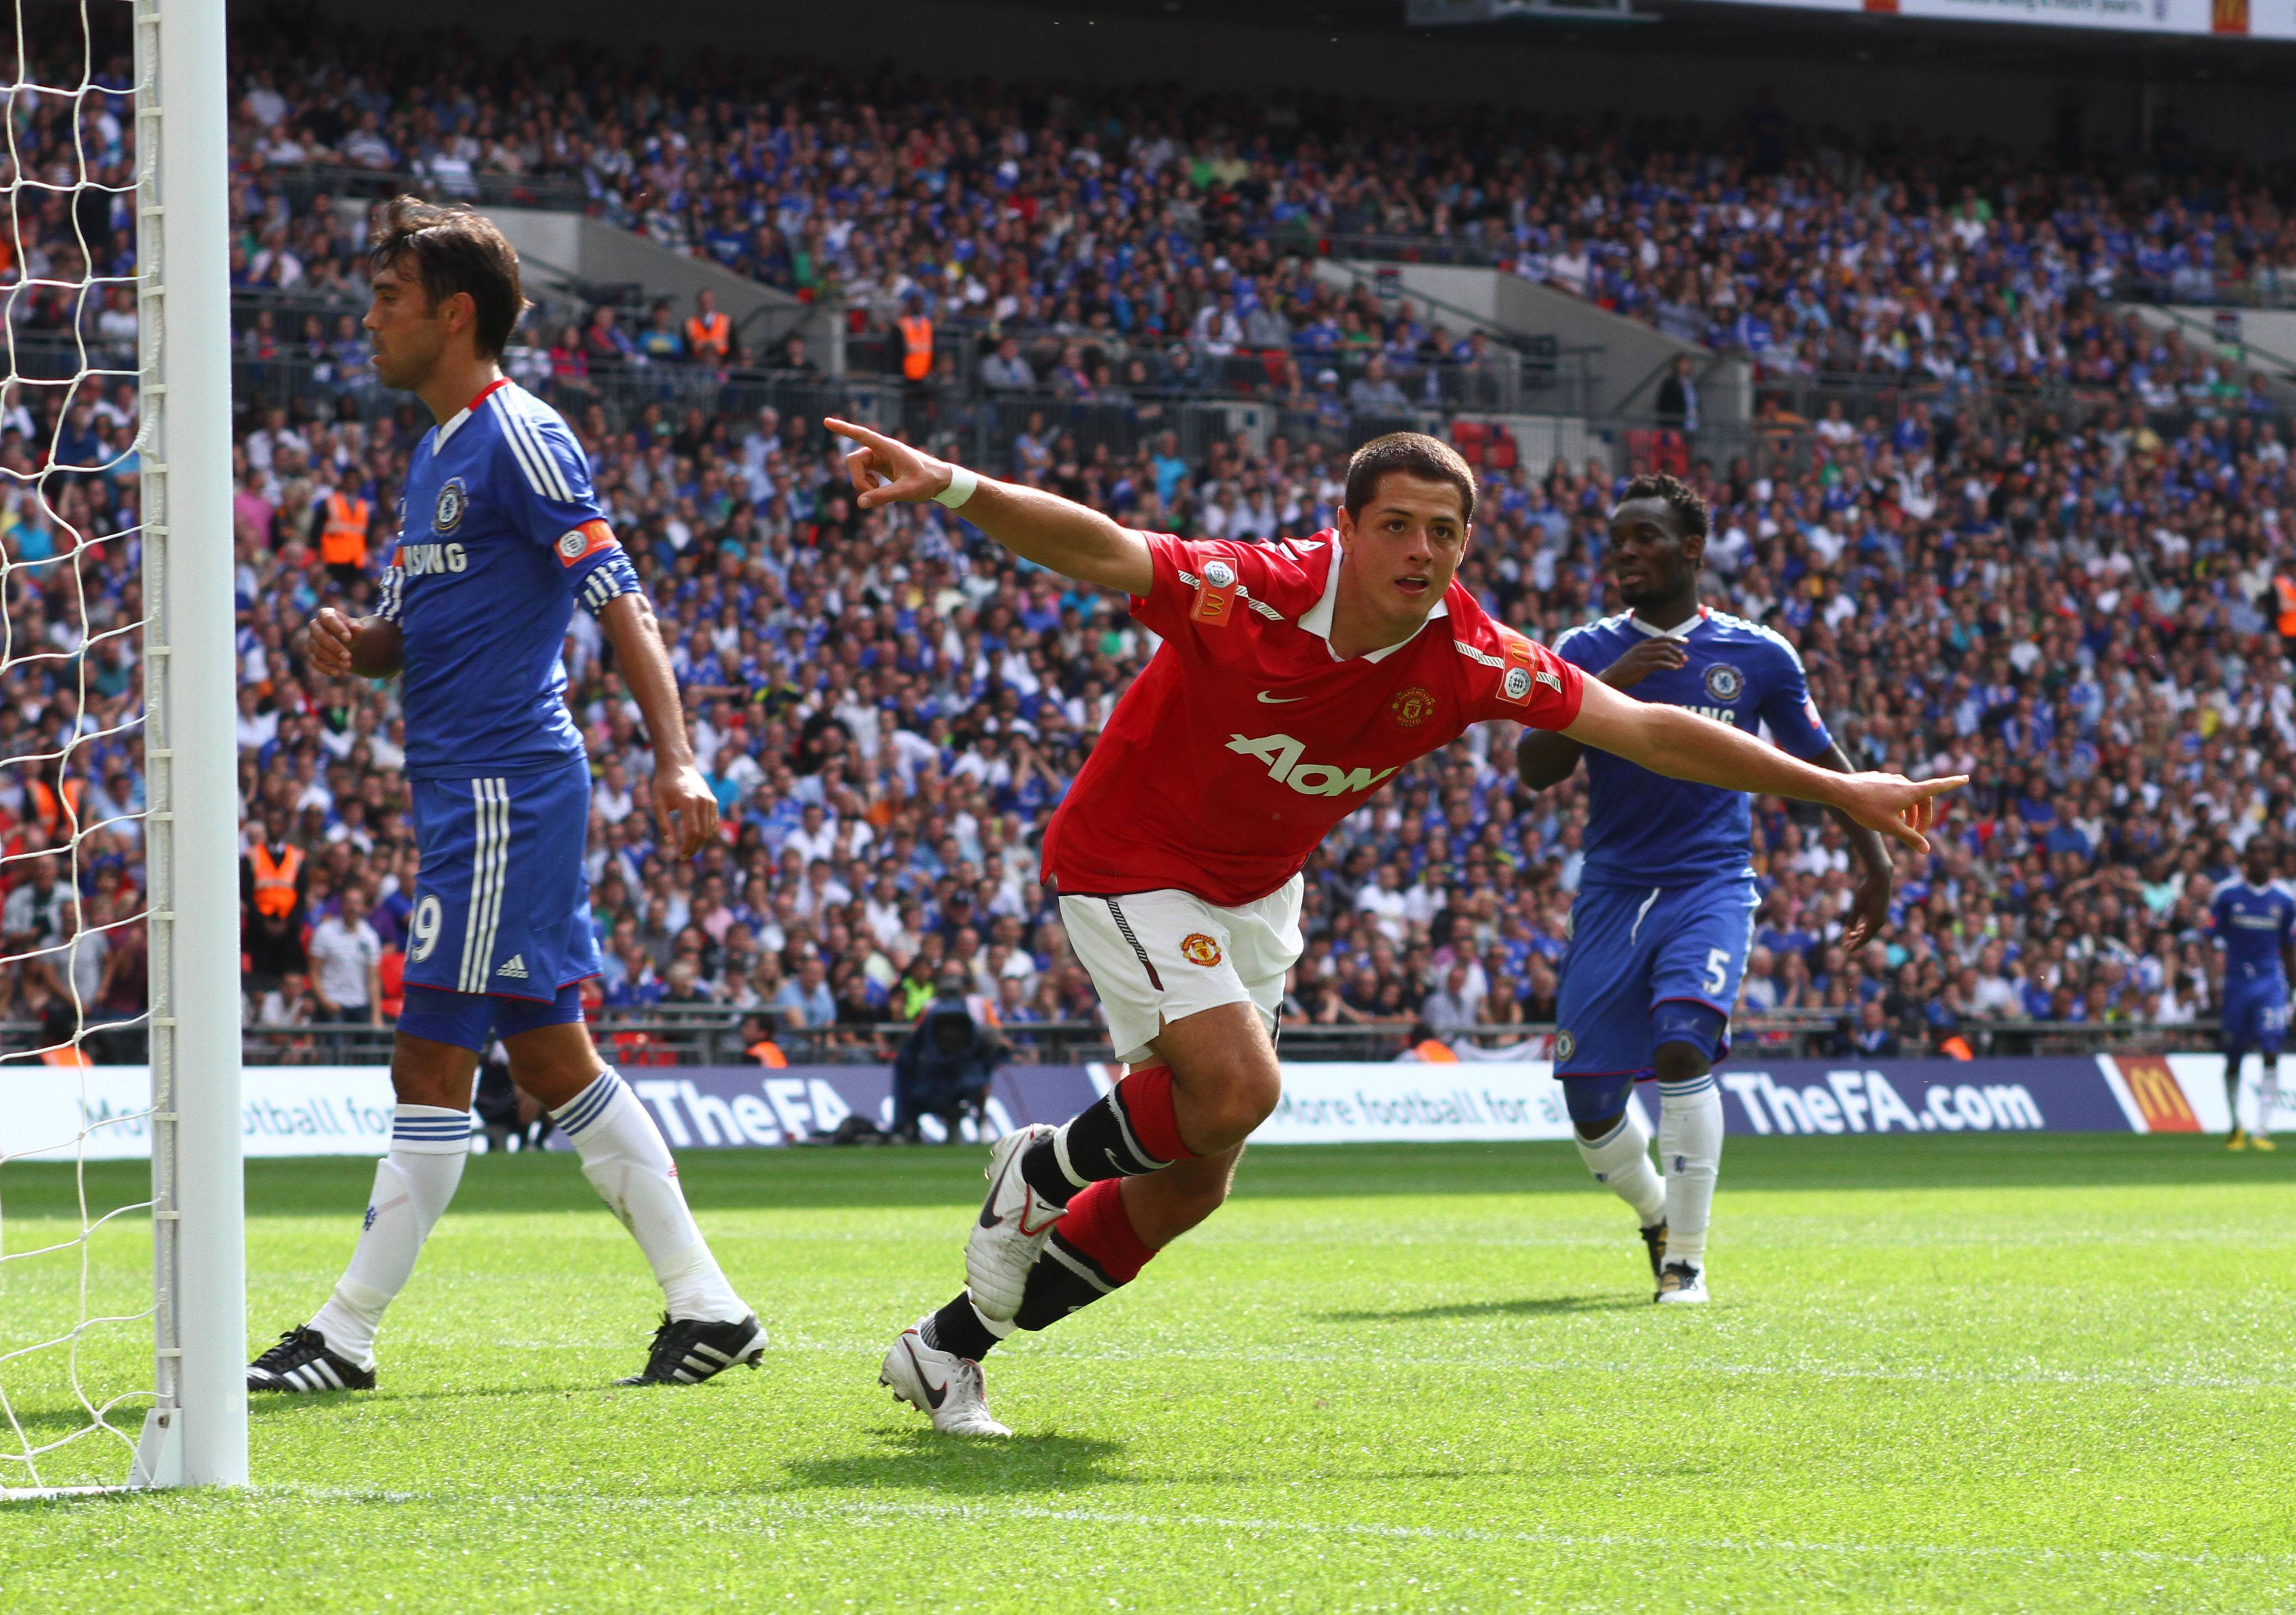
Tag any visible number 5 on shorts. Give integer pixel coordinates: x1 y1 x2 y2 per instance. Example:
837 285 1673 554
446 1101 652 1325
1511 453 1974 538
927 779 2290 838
1703 947 1729 997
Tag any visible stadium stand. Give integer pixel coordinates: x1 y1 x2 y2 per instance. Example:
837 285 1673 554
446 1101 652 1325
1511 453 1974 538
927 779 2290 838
0 22 2289 1068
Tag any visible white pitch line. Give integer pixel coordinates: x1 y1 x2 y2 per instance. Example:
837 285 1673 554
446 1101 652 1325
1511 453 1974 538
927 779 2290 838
252 1487 2296 1569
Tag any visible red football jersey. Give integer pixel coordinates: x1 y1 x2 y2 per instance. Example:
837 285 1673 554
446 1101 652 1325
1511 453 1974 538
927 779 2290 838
1041 529 1585 907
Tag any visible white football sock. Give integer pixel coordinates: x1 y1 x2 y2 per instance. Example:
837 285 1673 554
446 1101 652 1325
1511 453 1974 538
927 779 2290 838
2265 1055 2285 1139
553 1069 748 1323
1575 1108 1666 1228
307 1105 471 1368
1658 1074 1723 1268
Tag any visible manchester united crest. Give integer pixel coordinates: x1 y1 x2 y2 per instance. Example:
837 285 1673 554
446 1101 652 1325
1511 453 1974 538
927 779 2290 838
1180 933 1223 968
1389 686 1437 728
434 476 466 533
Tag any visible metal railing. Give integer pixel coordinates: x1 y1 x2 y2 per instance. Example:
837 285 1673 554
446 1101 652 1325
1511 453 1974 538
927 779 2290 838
2116 272 2296 314
1266 227 1519 271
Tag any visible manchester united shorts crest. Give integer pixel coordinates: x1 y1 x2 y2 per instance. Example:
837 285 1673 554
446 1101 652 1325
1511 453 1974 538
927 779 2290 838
404 756 600 1001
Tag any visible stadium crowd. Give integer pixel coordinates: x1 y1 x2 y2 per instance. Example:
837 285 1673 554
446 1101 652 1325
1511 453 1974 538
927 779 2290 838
7 349 2287 1064
206 26 2296 403
1 24 2294 1063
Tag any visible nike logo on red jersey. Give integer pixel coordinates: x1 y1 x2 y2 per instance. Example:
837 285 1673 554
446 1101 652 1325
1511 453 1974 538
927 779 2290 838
1255 691 1306 704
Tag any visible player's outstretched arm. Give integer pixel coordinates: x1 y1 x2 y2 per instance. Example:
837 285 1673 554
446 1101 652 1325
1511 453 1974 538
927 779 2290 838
305 606 403 679
598 592 720 861
1563 677 1965 853
825 417 1152 595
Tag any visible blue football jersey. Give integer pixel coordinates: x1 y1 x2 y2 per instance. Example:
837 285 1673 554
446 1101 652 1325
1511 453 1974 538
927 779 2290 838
1552 607 1831 887
378 381 618 780
2211 879 2295 984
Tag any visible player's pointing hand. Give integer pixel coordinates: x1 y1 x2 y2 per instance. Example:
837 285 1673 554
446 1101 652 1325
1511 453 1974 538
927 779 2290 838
825 416 957 508
306 606 359 679
1832 771 1969 855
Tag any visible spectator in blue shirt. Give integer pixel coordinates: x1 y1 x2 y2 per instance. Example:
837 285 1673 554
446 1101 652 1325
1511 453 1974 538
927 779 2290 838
772 956 836 1029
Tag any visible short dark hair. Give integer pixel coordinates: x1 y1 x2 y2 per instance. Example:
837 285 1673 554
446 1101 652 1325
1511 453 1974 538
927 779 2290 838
368 195 528 360
1344 432 1477 526
1617 472 1710 542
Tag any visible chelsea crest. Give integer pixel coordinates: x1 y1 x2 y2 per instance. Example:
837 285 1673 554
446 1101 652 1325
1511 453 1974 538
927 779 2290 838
434 477 467 533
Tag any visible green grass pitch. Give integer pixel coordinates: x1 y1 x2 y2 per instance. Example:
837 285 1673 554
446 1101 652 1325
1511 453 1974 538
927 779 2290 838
2 1135 2293 1612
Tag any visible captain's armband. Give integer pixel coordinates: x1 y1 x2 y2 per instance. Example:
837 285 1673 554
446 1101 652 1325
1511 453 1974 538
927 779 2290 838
576 549 642 619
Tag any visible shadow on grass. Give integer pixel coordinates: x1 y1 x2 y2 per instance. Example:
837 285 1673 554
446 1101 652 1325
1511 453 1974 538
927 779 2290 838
783 1430 1126 1494
246 1382 593 1416
1320 1293 1644 1323
7 1134 2294 1222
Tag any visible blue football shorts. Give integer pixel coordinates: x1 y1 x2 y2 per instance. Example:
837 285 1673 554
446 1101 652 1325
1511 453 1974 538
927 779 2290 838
1554 872 1758 1082
2221 976 2289 1058
403 755 602 1007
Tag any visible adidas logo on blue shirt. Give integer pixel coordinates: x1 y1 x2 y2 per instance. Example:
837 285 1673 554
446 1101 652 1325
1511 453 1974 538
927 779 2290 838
496 954 529 980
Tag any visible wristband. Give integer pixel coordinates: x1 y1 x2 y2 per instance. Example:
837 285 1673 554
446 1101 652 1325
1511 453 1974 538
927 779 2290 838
933 464 979 509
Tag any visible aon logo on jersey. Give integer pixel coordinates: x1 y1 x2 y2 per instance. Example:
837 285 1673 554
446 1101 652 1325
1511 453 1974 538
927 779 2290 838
399 542 469 576
1227 732 1399 798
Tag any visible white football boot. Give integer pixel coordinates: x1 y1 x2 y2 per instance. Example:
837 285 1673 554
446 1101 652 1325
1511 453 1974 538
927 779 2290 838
1655 1260 1710 1305
965 1123 1067 1322
880 1319 1011 1438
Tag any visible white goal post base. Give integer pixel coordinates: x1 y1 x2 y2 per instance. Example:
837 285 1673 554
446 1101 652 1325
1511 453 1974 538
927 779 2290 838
130 1406 181 1488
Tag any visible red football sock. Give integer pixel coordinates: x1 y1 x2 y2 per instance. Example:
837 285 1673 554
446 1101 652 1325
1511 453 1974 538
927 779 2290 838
1115 1064 1194 1167
1056 1178 1159 1284
1019 1061 1199 1206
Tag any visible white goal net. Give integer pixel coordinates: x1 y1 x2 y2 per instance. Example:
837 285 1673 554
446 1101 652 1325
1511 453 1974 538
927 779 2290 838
0 0 240 1495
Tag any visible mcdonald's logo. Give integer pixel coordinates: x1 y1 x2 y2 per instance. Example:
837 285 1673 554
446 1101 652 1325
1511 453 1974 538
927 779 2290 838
2117 1055 2200 1132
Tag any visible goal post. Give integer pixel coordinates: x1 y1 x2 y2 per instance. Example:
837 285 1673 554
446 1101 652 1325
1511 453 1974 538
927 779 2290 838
130 0 244 1490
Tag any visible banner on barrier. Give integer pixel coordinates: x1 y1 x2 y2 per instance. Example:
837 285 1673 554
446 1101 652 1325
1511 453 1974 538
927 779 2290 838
0 1063 1107 1161
1205 1061 1642 1145
2100 1052 2292 1136
0 1055 2267 1160
1712 1057 2133 1136
604 1063 1100 1150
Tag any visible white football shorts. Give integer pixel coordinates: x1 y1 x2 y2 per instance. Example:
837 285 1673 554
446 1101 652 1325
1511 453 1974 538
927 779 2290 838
1060 876 1305 1065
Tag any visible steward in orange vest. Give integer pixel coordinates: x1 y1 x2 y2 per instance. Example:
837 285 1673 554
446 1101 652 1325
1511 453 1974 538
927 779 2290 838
897 313 933 381
247 841 304 920
26 775 84 840
685 306 732 365
316 490 370 572
2273 574 2296 651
